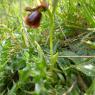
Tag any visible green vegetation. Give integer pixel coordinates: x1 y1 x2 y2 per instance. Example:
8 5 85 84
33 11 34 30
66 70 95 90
0 0 95 95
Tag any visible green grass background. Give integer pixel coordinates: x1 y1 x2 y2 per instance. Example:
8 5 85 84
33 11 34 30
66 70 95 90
0 0 95 95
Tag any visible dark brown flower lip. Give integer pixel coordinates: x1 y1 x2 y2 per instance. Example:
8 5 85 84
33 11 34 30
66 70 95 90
24 1 48 28
24 10 42 28
28 11 40 21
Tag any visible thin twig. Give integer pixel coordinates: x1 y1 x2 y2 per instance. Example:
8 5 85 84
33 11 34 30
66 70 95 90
58 55 95 58
63 80 77 95
47 55 95 58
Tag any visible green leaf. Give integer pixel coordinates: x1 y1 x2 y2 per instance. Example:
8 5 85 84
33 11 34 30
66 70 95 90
84 40 95 49
76 63 95 76
85 79 95 95
59 51 82 64
52 52 58 64
35 41 44 59
7 82 17 95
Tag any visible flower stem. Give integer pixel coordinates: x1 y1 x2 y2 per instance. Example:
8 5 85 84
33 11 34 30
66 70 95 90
47 9 54 65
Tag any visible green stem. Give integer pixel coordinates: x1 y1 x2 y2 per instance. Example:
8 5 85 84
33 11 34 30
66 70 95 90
48 10 54 63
